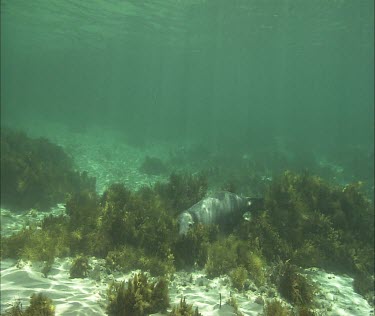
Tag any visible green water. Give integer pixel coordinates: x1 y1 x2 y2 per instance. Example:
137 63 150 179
0 2 374 313
1 0 374 153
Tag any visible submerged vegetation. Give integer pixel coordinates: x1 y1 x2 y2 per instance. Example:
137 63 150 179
1 172 208 277
0 128 95 211
262 299 292 316
1 214 70 263
169 298 202 316
155 172 208 212
205 235 266 288
0 129 373 311
2 169 373 306
69 255 90 279
106 273 169 316
2 293 55 316
270 172 373 275
2 169 374 306
173 223 218 270
273 261 315 307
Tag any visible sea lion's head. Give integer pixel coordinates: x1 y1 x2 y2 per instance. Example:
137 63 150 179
178 211 194 235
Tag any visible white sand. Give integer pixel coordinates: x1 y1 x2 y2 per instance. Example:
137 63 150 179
306 268 374 316
1 258 105 315
1 257 373 315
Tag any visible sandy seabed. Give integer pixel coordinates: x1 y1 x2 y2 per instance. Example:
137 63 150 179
1 256 373 316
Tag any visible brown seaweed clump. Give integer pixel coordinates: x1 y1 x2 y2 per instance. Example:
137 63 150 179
106 273 169 316
169 297 202 316
1 172 210 277
3 293 55 316
262 299 292 316
239 170 374 305
0 128 95 211
274 261 315 307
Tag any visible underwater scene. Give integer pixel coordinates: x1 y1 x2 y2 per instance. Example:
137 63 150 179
0 0 374 315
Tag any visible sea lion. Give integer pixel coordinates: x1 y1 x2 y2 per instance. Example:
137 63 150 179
177 191 264 235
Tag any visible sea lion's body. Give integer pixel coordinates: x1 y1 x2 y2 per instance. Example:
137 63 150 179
178 191 263 235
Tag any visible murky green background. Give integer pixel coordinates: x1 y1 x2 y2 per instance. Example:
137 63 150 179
1 0 373 153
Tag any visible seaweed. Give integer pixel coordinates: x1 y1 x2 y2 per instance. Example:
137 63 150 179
155 172 208 213
330 145 374 196
243 251 266 287
262 299 292 316
339 182 374 243
3 293 55 316
150 277 170 312
274 261 315 307
1 300 23 316
2 181 178 276
353 271 375 306
106 273 169 316
97 184 178 273
1 170 208 277
169 298 202 316
105 245 143 272
88 177 205 274
69 255 90 279
173 223 218 270
230 266 248 291
241 170 374 299
1 215 70 263
205 236 239 278
238 211 292 263
226 296 244 316
142 252 175 277
105 246 175 277
65 189 103 255
0 127 95 211
205 235 266 287
2 166 371 306
25 293 55 315
66 190 99 232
